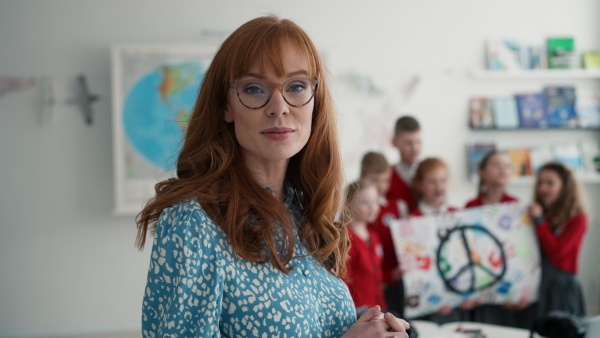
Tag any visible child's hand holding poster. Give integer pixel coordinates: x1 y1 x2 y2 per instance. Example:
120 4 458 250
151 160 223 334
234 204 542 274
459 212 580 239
389 202 541 318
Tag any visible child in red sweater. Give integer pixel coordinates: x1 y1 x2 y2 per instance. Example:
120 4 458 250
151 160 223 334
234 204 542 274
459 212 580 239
528 162 587 317
465 150 517 208
410 158 467 324
387 116 422 213
360 152 406 316
465 150 534 327
343 180 387 313
411 158 458 217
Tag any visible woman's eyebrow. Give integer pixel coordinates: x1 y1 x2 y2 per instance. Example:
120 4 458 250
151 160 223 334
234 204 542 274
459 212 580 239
237 70 310 80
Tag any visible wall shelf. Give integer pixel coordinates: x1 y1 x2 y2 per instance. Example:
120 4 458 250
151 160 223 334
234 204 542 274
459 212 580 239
468 69 600 80
469 127 600 132
509 174 600 185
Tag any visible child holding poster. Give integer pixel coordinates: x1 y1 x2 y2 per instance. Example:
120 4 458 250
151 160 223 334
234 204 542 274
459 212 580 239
411 158 459 217
529 162 587 317
342 180 388 314
410 158 469 324
465 150 518 208
465 150 533 328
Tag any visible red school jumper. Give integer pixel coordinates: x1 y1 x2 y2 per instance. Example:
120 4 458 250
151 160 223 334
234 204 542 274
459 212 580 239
345 228 388 309
369 197 404 286
536 212 587 273
464 192 518 209
386 165 416 213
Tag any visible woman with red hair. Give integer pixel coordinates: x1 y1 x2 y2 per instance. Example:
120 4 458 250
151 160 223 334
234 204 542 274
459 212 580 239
136 16 409 338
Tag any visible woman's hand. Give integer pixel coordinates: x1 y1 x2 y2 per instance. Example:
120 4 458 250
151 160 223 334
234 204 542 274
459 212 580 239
342 305 410 338
528 203 543 218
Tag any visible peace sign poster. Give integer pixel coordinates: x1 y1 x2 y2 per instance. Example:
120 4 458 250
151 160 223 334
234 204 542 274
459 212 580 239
389 202 541 318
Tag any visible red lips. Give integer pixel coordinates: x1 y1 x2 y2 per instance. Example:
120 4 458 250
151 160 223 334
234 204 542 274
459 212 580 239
261 127 295 141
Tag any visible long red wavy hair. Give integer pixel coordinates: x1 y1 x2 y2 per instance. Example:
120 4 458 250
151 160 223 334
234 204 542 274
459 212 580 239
135 16 348 275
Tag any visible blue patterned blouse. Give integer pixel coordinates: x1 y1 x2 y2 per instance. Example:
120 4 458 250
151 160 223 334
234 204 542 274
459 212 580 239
142 183 357 337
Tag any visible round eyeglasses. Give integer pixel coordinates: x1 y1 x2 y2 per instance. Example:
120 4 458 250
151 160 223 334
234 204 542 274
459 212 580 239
228 77 318 109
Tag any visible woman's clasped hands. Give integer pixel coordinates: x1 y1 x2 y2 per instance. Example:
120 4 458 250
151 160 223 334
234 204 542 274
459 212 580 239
342 305 410 338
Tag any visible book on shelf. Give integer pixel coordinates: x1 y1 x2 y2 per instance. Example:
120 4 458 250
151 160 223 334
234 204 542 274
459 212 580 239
583 51 600 69
576 90 600 128
580 141 600 174
515 93 548 128
492 97 520 129
526 45 548 69
467 142 497 181
469 97 494 129
506 148 533 177
544 86 578 128
486 40 521 71
547 37 576 69
529 144 554 174
553 142 585 174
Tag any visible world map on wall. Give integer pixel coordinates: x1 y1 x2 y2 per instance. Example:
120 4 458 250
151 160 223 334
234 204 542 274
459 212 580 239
122 62 203 171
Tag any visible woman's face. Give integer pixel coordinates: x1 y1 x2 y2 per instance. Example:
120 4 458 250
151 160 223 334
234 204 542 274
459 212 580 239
419 167 448 207
536 169 563 206
480 153 512 188
224 42 314 169
350 186 380 224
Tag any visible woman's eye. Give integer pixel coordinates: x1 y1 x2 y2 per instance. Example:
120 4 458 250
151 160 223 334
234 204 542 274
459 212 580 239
244 85 265 95
287 83 307 92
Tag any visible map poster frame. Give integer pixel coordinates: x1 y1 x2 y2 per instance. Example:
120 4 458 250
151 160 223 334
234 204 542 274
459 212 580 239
111 44 217 215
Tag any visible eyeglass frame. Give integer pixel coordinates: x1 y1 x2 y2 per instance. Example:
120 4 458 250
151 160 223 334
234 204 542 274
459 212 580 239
227 77 319 110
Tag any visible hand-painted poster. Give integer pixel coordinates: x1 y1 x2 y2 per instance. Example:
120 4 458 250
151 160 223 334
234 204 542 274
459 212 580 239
111 45 216 214
389 202 541 318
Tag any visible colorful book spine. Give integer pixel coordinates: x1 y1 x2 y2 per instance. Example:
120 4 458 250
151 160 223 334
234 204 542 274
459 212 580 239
544 86 578 128
547 37 576 69
486 40 522 71
492 97 520 129
507 148 533 177
469 98 494 129
553 142 584 173
516 93 548 128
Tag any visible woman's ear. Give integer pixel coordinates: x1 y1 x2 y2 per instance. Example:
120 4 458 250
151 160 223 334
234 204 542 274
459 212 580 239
224 104 233 123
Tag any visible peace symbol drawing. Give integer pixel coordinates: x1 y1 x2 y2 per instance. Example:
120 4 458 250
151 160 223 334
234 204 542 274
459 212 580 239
436 225 507 295
389 203 541 318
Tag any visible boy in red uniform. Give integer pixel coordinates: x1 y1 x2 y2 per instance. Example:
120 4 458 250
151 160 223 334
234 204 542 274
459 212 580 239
387 116 422 213
360 152 406 317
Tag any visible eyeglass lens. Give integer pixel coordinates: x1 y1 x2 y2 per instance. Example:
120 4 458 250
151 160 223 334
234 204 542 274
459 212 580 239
233 77 317 109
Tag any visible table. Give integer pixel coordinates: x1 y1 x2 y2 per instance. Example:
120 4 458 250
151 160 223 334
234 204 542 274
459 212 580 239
411 320 532 338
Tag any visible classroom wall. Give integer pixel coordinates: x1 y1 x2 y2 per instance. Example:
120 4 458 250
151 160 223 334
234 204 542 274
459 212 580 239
1 0 599 336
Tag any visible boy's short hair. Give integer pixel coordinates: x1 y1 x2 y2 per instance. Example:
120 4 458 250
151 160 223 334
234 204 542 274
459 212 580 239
394 115 421 137
361 152 389 176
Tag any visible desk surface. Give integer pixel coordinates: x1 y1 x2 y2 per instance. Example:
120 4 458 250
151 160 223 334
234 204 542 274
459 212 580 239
411 320 531 338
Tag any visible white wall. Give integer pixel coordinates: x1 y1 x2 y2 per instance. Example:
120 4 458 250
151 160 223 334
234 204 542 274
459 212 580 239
0 0 599 336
